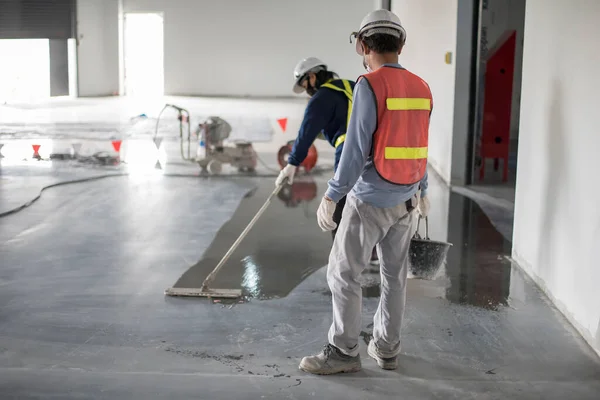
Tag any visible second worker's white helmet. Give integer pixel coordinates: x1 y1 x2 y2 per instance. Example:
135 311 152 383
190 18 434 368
292 57 327 93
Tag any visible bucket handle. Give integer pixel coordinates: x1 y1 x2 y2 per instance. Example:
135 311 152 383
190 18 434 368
414 216 430 240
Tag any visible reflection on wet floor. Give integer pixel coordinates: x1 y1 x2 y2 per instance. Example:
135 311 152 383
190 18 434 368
314 193 512 310
444 192 512 310
171 176 332 299
171 173 514 309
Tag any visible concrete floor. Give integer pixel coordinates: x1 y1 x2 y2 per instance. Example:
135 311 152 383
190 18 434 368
1 98 599 398
452 185 515 243
462 138 518 242
1 161 600 399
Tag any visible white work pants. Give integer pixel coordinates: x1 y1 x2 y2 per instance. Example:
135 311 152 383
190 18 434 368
327 194 417 358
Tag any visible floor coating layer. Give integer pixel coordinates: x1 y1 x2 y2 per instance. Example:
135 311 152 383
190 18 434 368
1 166 600 399
171 177 332 299
451 185 515 243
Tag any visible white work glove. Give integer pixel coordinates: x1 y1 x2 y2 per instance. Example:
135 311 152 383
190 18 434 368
417 195 430 218
276 164 296 186
317 197 337 232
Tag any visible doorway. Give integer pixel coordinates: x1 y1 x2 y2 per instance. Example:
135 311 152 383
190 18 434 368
452 0 526 191
0 39 50 103
471 0 526 191
123 13 164 97
450 0 527 247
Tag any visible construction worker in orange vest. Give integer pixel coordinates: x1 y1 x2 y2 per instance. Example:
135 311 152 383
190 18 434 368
299 9 431 375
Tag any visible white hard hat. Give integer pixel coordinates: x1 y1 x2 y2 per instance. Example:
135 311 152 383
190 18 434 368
350 9 406 55
292 57 327 93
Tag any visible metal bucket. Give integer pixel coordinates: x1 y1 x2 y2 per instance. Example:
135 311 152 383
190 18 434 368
409 217 452 280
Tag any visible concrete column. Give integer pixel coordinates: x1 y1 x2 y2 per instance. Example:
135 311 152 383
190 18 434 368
451 0 479 185
49 39 70 97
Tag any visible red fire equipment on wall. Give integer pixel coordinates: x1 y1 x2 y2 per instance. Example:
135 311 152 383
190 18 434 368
479 30 516 182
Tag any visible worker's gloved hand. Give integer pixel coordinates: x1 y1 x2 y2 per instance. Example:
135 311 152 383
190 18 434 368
276 164 296 186
317 197 337 232
417 195 430 218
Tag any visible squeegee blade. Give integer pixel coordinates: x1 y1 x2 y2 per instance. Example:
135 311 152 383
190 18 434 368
164 287 242 298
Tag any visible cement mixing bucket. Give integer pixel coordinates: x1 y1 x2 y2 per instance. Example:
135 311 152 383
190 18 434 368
409 216 452 279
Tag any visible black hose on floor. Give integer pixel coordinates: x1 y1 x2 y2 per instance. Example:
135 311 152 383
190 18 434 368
0 173 128 218
0 171 283 219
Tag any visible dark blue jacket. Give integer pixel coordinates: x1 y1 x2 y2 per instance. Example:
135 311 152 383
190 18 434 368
288 79 355 171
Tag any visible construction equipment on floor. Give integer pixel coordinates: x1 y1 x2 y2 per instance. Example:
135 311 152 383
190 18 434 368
153 104 257 174
409 216 452 280
277 140 318 172
155 104 193 161
196 116 257 174
164 182 286 299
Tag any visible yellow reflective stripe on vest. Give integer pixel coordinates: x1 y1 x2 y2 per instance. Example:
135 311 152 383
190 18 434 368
321 80 353 102
386 98 431 111
385 147 428 159
341 79 352 99
334 134 346 148
321 80 353 129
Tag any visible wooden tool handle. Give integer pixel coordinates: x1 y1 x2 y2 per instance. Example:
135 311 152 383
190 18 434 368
201 183 284 290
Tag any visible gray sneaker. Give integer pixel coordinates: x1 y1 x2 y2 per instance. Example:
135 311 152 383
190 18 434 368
299 344 361 375
368 340 398 370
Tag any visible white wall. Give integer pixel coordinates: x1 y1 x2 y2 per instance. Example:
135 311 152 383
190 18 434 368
77 0 120 97
391 0 457 183
122 0 375 97
513 0 600 355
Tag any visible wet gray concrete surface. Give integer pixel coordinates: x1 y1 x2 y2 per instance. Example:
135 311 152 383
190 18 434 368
0 146 305 217
172 177 331 299
452 185 515 243
0 163 125 216
1 172 599 399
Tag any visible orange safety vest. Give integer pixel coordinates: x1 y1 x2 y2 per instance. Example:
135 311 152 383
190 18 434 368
361 66 432 185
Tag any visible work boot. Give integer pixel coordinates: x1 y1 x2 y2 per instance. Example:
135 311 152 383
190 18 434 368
299 344 361 375
368 340 398 370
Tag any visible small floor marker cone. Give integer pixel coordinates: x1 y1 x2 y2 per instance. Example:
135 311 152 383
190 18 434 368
277 118 288 132
72 143 82 154
32 144 41 158
111 140 122 152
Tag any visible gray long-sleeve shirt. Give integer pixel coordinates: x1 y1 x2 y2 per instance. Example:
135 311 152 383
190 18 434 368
325 63 429 208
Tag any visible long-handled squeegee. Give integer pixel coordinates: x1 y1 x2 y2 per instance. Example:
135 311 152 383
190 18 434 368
164 183 285 299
